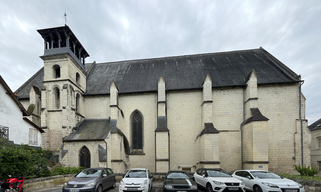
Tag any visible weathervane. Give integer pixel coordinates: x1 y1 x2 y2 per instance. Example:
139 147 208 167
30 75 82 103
64 11 68 26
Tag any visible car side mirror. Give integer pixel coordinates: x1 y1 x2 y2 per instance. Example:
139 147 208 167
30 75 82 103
247 176 252 179
202 174 206 178
162 176 165 179
103 174 107 177
150 175 153 178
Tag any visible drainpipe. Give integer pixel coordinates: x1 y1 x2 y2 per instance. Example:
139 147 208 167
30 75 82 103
299 80 304 165
104 140 108 168
241 86 246 169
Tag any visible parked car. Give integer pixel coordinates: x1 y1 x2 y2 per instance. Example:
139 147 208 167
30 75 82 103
194 168 245 192
62 167 116 192
232 170 305 192
162 170 198 192
119 168 153 192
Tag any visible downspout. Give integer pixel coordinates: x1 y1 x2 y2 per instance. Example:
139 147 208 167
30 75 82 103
104 140 108 167
241 86 246 169
299 80 304 165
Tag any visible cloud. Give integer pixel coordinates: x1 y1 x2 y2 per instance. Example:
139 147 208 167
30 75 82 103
0 0 320 123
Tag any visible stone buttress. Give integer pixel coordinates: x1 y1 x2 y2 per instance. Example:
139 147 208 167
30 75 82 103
198 74 220 168
242 70 269 170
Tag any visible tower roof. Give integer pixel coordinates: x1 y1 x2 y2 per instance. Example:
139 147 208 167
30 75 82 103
37 25 89 70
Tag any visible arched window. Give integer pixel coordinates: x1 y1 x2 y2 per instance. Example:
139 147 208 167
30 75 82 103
76 73 80 84
76 93 80 112
131 111 143 150
54 87 60 109
79 146 90 168
53 65 60 78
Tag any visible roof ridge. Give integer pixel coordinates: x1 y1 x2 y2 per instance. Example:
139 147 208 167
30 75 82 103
15 67 44 94
95 48 261 65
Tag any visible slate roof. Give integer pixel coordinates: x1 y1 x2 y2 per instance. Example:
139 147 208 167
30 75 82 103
308 118 321 131
63 119 111 141
15 47 300 98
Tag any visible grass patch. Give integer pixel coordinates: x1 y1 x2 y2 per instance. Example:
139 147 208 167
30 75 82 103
280 174 321 181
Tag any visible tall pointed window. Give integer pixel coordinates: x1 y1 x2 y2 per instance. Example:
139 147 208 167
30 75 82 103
54 87 60 109
79 146 90 168
131 111 143 150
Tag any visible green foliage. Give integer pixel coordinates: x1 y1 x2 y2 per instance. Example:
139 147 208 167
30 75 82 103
294 164 319 176
51 166 83 176
0 137 83 179
280 174 321 181
0 137 51 180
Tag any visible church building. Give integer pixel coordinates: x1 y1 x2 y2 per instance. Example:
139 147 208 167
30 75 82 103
15 25 311 174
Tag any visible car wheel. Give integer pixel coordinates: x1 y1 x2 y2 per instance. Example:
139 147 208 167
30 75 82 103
206 184 213 192
96 184 103 192
253 185 263 192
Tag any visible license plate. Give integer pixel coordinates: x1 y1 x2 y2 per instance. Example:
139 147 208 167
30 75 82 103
284 190 298 192
127 188 138 191
177 191 187 192
228 187 239 191
69 189 79 192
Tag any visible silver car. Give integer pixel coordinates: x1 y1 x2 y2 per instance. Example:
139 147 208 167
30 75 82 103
62 167 116 192
232 170 305 192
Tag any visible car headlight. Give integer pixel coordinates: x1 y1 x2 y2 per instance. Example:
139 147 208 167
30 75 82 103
190 185 198 189
63 182 68 187
144 180 147 185
120 180 124 187
85 181 96 187
261 182 279 188
165 184 173 189
298 183 303 188
213 180 224 185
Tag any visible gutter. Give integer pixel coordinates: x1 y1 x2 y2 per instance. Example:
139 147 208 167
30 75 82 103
241 86 246 169
299 80 304 165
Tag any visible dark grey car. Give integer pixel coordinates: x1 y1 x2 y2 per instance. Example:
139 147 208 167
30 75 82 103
62 167 116 192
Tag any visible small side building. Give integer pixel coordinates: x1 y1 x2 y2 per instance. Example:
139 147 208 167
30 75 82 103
309 118 321 171
0 75 44 148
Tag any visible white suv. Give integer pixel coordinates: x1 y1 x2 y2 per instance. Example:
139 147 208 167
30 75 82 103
119 168 153 192
194 168 245 192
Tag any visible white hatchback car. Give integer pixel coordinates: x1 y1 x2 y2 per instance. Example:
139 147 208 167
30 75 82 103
119 168 153 192
194 168 245 192
232 170 305 192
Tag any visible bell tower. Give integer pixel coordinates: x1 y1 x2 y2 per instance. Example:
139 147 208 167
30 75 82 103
37 26 90 152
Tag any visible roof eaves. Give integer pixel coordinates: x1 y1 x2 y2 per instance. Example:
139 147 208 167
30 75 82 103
0 75 29 116
23 117 44 133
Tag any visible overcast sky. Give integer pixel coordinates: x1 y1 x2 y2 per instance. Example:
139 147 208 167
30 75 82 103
0 0 320 124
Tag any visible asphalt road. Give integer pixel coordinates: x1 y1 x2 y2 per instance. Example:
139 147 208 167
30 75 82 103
32 186 207 192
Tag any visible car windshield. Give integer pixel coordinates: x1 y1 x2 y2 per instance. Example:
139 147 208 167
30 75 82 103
76 169 102 178
167 172 190 179
207 170 231 177
250 171 282 179
126 170 147 178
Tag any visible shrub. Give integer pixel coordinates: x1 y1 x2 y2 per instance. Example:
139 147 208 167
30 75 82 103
51 166 83 176
294 164 319 176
